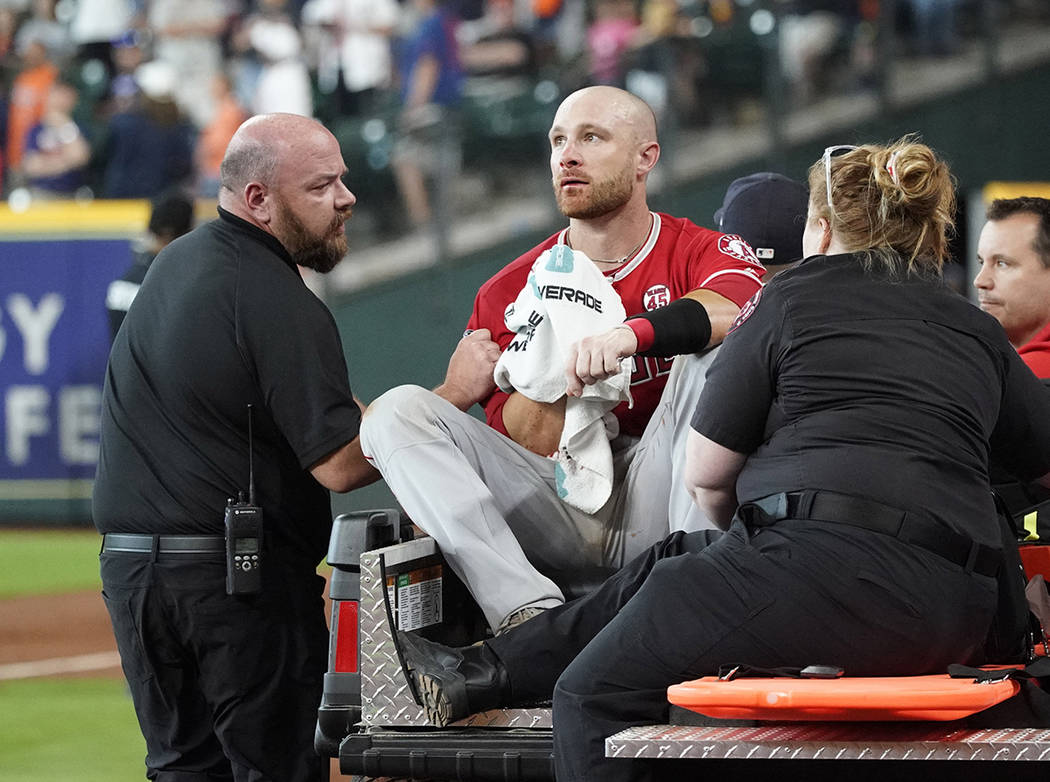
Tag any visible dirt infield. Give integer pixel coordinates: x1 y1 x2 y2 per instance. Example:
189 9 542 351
0 589 120 676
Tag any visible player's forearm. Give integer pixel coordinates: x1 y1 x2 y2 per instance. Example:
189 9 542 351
622 289 740 355
434 380 483 411
682 289 741 346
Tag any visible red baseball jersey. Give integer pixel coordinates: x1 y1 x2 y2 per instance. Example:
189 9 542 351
467 212 765 438
1019 319 1050 379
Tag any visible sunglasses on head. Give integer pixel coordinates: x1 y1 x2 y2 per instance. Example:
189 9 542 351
823 145 859 211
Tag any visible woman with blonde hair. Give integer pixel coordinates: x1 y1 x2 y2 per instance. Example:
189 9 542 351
396 137 1050 782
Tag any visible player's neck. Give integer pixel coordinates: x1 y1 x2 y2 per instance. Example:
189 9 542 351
566 210 653 269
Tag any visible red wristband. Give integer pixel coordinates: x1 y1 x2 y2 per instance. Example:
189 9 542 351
623 318 655 352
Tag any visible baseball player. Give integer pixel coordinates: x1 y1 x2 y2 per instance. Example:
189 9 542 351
360 86 764 634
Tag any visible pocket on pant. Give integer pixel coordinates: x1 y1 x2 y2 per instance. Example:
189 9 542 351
101 590 153 684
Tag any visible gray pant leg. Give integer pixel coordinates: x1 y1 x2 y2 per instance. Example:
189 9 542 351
607 350 721 565
359 385 607 630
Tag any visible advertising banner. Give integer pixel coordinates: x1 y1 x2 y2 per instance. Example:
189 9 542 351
0 238 129 504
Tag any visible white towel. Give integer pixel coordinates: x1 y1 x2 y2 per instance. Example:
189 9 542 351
494 245 632 513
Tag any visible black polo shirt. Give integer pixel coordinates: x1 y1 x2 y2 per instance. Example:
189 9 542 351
692 252 1050 548
93 208 361 564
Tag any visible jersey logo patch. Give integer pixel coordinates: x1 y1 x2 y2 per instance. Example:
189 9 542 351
728 288 762 334
642 284 670 311
719 233 761 265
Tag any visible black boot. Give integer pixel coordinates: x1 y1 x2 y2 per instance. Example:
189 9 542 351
397 631 511 726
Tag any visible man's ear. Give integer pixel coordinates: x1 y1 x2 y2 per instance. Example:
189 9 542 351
244 182 272 224
638 141 660 177
818 217 832 254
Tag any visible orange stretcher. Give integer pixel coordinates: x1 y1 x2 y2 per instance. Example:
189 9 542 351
668 673 1021 722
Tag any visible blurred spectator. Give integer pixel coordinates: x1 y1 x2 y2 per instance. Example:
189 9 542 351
902 0 962 57
392 0 464 228
777 2 870 105
104 29 148 118
458 0 538 81
148 0 227 128
105 190 195 340
69 0 137 78
778 1 847 104
0 7 19 187
0 7 15 63
21 79 90 197
194 71 247 197
235 0 313 117
100 59 196 198
14 0 73 65
5 32 58 181
586 0 641 87
301 0 399 119
626 0 705 125
554 0 590 70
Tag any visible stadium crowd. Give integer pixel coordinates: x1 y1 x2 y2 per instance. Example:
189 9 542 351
1 0 1044 229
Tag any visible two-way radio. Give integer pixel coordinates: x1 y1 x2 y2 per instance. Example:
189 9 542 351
225 404 264 595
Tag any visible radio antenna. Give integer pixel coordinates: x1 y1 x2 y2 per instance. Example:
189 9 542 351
247 404 256 506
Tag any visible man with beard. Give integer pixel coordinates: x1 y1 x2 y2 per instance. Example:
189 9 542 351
93 113 378 781
360 86 765 635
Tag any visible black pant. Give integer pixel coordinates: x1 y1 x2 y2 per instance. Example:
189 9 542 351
100 550 328 781
488 521 998 782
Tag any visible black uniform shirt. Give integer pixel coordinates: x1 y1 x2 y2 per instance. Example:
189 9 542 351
93 208 361 564
691 252 1050 547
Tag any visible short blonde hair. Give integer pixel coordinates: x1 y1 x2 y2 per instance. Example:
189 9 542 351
808 136 956 276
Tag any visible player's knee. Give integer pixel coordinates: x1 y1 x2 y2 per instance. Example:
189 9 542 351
360 385 441 447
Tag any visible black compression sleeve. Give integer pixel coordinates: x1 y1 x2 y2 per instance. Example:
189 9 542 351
628 297 712 357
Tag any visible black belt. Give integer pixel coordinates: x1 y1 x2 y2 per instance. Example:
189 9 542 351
102 533 225 555
736 490 1001 578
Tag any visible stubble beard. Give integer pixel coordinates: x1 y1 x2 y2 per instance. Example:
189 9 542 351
553 166 634 220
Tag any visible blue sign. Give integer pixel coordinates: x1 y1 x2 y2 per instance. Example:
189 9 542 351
0 239 130 483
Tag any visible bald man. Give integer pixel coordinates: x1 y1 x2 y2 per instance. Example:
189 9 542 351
94 114 376 782
360 86 764 634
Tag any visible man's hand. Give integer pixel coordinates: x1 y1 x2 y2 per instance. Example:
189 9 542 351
435 329 501 411
565 325 637 397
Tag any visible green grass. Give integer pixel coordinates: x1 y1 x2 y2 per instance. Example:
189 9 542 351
0 531 143 780
0 528 339 781
0 528 103 597
0 678 146 781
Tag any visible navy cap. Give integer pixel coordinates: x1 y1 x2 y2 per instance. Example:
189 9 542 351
714 172 809 267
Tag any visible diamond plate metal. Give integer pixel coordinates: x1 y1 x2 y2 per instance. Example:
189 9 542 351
359 539 553 729
606 724 1050 762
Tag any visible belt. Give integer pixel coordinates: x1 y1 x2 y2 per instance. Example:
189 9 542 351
102 533 225 555
736 490 1001 578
